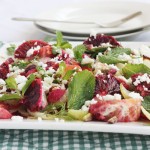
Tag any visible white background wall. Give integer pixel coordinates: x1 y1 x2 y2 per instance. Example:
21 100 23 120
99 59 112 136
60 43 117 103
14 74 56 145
0 0 150 42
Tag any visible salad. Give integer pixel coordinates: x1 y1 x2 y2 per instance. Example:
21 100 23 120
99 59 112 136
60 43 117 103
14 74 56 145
0 32 150 123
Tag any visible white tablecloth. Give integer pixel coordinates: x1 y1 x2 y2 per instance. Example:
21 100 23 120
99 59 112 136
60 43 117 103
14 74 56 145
0 0 150 42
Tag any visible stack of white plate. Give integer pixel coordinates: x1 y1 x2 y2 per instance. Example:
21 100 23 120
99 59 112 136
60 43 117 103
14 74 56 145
34 0 150 40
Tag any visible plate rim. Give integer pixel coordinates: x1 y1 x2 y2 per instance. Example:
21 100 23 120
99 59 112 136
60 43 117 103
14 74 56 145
35 0 150 35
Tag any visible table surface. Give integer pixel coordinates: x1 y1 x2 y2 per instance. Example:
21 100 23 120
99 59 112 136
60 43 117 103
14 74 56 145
0 0 150 42
1 0 150 149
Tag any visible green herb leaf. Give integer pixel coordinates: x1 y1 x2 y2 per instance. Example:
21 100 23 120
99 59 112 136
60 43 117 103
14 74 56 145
56 31 63 46
85 47 108 58
73 44 86 62
142 96 150 113
68 70 95 109
63 70 75 80
122 64 150 78
53 31 72 49
12 61 30 69
5 77 17 90
57 62 66 75
22 74 35 95
99 55 127 64
61 41 72 49
7 44 16 55
0 93 22 101
107 47 131 56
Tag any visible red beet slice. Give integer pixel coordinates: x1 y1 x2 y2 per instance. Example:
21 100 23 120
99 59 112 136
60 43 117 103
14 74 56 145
0 107 12 119
0 58 14 79
131 73 150 97
83 34 121 48
14 40 48 59
23 78 47 111
48 88 66 103
95 74 120 96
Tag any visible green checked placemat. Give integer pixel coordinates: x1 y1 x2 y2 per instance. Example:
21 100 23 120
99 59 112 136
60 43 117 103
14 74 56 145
0 130 150 150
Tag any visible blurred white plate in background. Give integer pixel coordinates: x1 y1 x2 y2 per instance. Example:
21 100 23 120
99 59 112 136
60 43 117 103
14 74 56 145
35 0 150 35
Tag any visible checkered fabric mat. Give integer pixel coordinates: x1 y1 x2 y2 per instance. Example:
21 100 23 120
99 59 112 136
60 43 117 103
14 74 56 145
0 130 150 150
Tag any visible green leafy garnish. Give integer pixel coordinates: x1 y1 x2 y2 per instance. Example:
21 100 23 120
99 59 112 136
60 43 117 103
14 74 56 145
99 55 127 64
63 70 75 80
68 70 95 109
53 31 72 49
122 64 150 78
5 77 17 90
22 74 35 95
142 96 150 113
107 47 131 56
73 44 86 62
57 61 66 75
85 47 108 58
7 44 16 55
12 61 30 69
98 47 131 64
0 93 22 101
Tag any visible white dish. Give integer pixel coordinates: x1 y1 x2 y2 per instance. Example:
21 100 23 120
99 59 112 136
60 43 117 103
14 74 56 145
35 23 146 40
0 42 150 135
35 0 150 35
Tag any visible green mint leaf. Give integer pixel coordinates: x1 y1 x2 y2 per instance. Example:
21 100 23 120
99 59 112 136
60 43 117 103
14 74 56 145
107 47 131 56
99 55 127 64
61 41 72 49
68 70 95 109
73 44 86 62
122 64 150 78
57 62 66 75
85 47 108 58
5 77 17 90
12 61 30 69
0 93 22 101
142 96 150 113
63 70 75 80
22 74 35 95
56 31 63 46
7 44 16 56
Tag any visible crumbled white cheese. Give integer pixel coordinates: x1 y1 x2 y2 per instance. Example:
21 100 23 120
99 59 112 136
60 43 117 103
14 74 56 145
118 53 132 61
62 80 68 84
0 86 6 93
45 67 55 75
101 42 112 47
81 56 94 65
131 56 143 64
11 116 23 121
15 75 27 84
133 73 150 86
66 49 74 58
15 75 27 91
0 79 6 85
81 105 89 112
114 94 122 100
42 76 54 92
109 64 119 71
128 92 143 100
38 117 42 122
140 45 150 58
26 45 41 57
37 61 47 69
